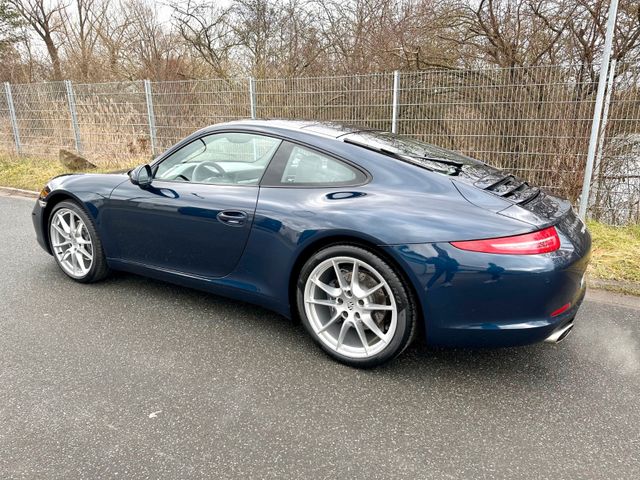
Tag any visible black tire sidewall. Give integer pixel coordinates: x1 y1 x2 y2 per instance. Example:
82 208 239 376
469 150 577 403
296 244 416 368
48 200 108 283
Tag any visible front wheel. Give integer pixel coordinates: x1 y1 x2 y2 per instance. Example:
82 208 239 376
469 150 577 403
48 200 109 283
297 245 418 368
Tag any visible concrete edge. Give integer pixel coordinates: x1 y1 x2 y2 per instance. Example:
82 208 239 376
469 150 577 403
586 287 640 309
588 278 640 298
0 186 38 198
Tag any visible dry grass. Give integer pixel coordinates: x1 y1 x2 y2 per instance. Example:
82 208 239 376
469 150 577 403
587 220 640 284
0 154 139 191
0 156 69 191
1 154 639 291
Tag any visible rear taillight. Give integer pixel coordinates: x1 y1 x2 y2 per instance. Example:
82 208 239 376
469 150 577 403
450 226 560 255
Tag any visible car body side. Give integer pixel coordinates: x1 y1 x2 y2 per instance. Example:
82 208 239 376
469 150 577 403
32 123 591 347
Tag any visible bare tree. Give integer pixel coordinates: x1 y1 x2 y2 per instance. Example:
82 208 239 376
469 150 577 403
61 0 109 80
8 0 65 79
271 1 326 76
93 0 135 79
564 0 640 84
311 0 461 74
452 0 576 68
2 0 639 82
172 0 237 77
124 0 188 80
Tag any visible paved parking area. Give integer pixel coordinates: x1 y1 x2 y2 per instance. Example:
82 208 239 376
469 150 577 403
1 194 639 479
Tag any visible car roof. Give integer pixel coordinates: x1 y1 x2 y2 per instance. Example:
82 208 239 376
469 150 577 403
215 119 378 139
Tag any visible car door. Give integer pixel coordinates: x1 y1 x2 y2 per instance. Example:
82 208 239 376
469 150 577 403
104 131 282 278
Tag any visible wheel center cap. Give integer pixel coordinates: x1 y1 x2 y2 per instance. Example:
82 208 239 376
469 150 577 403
347 301 355 311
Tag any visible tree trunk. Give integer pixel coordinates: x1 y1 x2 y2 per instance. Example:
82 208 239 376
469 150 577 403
43 33 62 80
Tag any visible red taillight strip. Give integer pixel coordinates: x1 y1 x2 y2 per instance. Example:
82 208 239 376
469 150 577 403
450 226 561 255
550 303 571 317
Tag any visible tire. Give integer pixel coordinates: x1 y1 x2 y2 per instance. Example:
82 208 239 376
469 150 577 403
296 244 417 368
48 200 109 283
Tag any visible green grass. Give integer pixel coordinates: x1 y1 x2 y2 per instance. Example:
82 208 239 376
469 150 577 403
1 154 639 290
0 155 138 191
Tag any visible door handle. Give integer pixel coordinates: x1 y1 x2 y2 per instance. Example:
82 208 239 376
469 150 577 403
217 210 248 226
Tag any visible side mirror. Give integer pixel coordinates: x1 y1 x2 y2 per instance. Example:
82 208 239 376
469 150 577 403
129 164 153 188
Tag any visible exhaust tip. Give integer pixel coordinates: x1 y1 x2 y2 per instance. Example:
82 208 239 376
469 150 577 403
544 322 574 344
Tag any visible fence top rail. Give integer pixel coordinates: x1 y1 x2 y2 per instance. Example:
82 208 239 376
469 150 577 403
255 72 395 82
72 80 146 88
150 78 249 86
7 80 66 87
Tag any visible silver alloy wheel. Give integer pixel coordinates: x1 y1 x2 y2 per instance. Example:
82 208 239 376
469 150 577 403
49 208 94 279
304 256 398 359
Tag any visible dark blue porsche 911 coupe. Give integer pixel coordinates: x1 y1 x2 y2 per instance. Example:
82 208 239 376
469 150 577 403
32 120 591 367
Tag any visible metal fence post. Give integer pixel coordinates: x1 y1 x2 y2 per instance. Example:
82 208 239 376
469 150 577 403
391 70 400 134
595 58 617 175
249 77 257 119
592 58 617 215
144 79 157 155
578 0 619 220
4 82 21 155
64 80 82 154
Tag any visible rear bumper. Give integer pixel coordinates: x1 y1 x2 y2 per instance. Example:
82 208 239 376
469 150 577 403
423 286 585 348
383 234 590 348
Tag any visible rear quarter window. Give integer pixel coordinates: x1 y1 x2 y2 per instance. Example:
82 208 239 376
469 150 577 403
262 142 368 187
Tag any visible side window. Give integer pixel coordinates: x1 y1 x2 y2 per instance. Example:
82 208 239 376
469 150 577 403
154 132 282 185
279 145 365 185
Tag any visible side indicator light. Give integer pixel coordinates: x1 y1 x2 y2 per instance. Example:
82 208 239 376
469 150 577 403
39 185 51 200
550 303 571 317
450 226 561 255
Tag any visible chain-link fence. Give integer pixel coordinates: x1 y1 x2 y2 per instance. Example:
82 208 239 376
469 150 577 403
590 62 640 224
254 73 394 132
72 81 149 162
399 67 598 201
152 78 250 151
9 81 75 157
0 65 639 224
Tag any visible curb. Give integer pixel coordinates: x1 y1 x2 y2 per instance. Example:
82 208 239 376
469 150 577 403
0 186 39 199
589 278 640 297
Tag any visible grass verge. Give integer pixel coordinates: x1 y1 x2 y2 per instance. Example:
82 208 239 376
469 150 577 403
587 220 640 285
1 154 639 292
0 155 137 191
0 156 72 191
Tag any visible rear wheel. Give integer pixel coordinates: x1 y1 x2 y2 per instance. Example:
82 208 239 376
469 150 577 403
48 200 109 283
297 245 417 367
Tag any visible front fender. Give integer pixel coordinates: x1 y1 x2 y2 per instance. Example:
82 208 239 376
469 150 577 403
36 173 129 254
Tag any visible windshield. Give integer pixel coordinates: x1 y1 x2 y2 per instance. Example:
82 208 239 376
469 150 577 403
343 131 483 174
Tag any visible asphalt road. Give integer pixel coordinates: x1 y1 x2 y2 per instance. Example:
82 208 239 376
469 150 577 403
0 194 639 479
